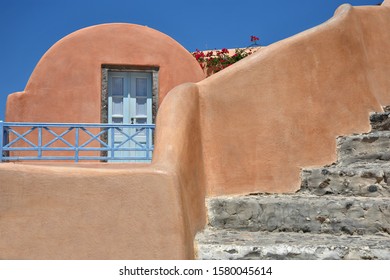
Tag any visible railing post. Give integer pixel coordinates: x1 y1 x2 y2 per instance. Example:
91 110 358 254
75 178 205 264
38 126 42 159
0 121 4 162
146 127 150 160
110 127 115 160
75 127 79 163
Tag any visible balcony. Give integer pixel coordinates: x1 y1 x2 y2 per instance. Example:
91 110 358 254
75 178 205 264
0 121 155 162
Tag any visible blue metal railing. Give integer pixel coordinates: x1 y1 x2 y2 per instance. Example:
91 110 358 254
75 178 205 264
0 121 155 162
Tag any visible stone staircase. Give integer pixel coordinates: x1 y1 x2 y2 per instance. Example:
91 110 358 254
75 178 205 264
195 109 390 259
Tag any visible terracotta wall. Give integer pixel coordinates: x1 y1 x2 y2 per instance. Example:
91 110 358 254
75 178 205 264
0 163 197 259
197 4 390 195
1 3 390 259
152 83 206 257
0 83 206 260
0 24 206 259
5 23 205 123
4 23 205 158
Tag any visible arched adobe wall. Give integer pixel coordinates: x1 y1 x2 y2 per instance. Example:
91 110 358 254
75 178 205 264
192 4 390 195
5 23 205 123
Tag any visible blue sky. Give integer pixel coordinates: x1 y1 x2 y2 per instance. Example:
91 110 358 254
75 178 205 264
0 0 381 120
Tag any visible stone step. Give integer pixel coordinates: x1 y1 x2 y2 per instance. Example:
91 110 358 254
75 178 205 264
336 131 390 165
195 228 390 260
207 194 390 235
370 111 390 131
300 163 390 197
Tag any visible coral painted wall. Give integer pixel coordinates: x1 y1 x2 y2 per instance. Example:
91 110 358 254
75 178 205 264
196 4 390 195
1 3 390 259
5 23 205 123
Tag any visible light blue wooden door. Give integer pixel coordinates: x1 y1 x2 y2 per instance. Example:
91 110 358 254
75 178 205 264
107 71 152 161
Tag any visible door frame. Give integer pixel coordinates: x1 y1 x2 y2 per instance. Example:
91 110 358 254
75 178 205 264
101 65 159 126
100 65 159 160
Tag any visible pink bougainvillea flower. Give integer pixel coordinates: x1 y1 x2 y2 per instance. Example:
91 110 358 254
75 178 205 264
192 39 258 76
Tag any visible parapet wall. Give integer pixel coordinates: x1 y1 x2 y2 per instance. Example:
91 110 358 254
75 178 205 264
0 83 206 259
196 4 390 195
